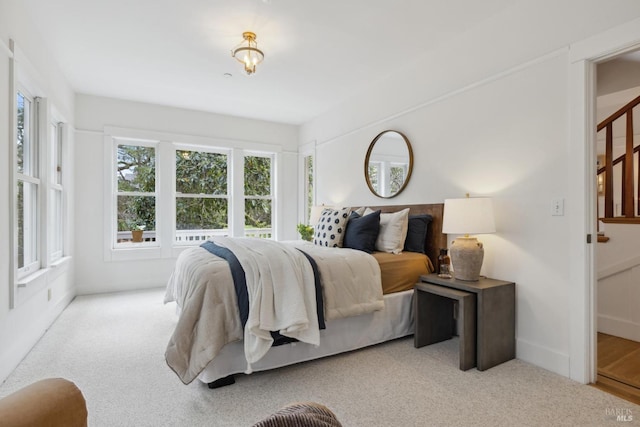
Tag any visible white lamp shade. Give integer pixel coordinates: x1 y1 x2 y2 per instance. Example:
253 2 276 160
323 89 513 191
309 205 330 226
442 197 496 235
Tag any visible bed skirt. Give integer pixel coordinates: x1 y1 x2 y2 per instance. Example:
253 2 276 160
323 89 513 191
197 289 415 384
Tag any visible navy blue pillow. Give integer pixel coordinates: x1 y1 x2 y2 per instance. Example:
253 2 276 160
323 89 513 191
343 210 381 253
403 214 433 253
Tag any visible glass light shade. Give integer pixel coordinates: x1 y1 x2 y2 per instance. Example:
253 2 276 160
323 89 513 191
232 32 264 75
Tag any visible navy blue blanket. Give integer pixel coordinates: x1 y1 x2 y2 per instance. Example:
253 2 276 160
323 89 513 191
200 241 325 345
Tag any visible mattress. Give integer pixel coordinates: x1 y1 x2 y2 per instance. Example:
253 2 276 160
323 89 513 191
373 251 433 294
197 288 415 384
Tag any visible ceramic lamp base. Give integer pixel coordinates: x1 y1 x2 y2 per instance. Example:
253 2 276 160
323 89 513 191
450 236 484 281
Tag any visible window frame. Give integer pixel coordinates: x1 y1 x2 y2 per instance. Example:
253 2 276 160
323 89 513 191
299 142 316 226
48 120 64 262
104 127 282 261
305 155 314 224
15 86 41 279
10 48 72 308
110 137 161 251
243 151 275 239
173 144 232 245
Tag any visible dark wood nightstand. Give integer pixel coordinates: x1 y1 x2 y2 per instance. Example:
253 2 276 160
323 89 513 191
415 274 515 371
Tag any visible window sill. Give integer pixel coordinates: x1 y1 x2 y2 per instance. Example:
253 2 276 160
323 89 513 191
17 268 48 288
106 246 163 262
50 256 72 268
48 256 72 281
105 242 220 262
14 256 74 307
16 257 72 288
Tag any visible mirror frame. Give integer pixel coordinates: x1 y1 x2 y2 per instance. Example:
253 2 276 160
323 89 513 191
364 130 414 199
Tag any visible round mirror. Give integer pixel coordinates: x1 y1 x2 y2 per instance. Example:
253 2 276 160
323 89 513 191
364 130 413 198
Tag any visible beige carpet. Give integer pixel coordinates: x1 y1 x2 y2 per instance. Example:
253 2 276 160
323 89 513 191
1 288 638 426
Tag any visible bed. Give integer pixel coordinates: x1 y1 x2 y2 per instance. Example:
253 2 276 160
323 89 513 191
164 203 446 387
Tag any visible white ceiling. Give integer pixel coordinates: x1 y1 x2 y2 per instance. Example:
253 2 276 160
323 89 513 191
23 0 513 125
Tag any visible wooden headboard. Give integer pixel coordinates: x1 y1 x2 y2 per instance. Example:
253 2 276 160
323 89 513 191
366 203 446 266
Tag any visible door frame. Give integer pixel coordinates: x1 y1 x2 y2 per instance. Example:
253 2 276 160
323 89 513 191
568 17 640 384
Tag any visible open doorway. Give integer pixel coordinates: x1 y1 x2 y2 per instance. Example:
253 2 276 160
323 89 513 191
592 49 640 405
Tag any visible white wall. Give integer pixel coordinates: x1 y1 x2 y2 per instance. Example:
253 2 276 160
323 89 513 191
301 1 640 379
74 94 299 295
0 0 76 382
597 224 640 342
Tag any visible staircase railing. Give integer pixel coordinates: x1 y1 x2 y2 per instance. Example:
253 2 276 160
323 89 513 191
596 93 640 222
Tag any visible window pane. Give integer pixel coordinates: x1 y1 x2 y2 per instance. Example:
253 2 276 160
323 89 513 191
176 150 227 195
117 145 155 192
117 195 156 232
390 165 405 194
176 197 228 230
17 93 25 174
17 92 35 176
17 181 38 268
368 163 380 193
17 181 24 268
245 199 272 229
305 155 313 223
244 156 271 196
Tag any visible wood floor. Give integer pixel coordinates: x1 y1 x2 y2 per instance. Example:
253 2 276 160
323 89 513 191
593 333 640 405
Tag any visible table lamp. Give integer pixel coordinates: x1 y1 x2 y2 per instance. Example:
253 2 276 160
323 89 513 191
442 195 496 281
309 205 330 227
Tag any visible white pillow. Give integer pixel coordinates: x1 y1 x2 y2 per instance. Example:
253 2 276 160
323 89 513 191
350 206 367 216
365 207 409 253
313 207 350 247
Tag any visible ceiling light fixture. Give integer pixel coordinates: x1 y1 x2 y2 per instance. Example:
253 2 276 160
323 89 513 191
231 31 264 76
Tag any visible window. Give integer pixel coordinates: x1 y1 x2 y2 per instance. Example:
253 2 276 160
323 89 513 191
389 163 408 195
115 142 157 246
367 161 381 195
10 46 71 307
244 154 273 238
175 148 229 244
367 161 408 197
48 121 64 261
16 90 40 278
304 154 314 223
106 131 280 256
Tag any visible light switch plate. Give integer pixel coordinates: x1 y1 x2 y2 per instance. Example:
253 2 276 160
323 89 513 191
552 198 564 216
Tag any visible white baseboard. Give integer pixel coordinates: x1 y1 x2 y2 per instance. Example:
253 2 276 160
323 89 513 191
77 281 164 296
516 338 570 378
0 291 75 384
598 315 640 342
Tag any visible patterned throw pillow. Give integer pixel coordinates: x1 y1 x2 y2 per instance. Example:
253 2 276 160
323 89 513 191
313 207 350 247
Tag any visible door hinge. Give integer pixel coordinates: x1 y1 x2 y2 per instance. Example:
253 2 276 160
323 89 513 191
587 234 592 244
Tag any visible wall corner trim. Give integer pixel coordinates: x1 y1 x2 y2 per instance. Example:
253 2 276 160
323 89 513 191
0 38 13 58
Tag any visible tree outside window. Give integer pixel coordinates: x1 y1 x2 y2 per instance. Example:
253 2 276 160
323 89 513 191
305 155 313 223
244 154 272 237
16 91 39 274
390 164 407 195
116 144 156 241
175 149 229 235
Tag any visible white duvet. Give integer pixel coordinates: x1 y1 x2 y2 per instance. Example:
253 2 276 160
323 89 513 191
164 238 383 384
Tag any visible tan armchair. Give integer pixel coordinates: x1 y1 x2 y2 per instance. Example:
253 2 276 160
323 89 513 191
0 378 87 427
